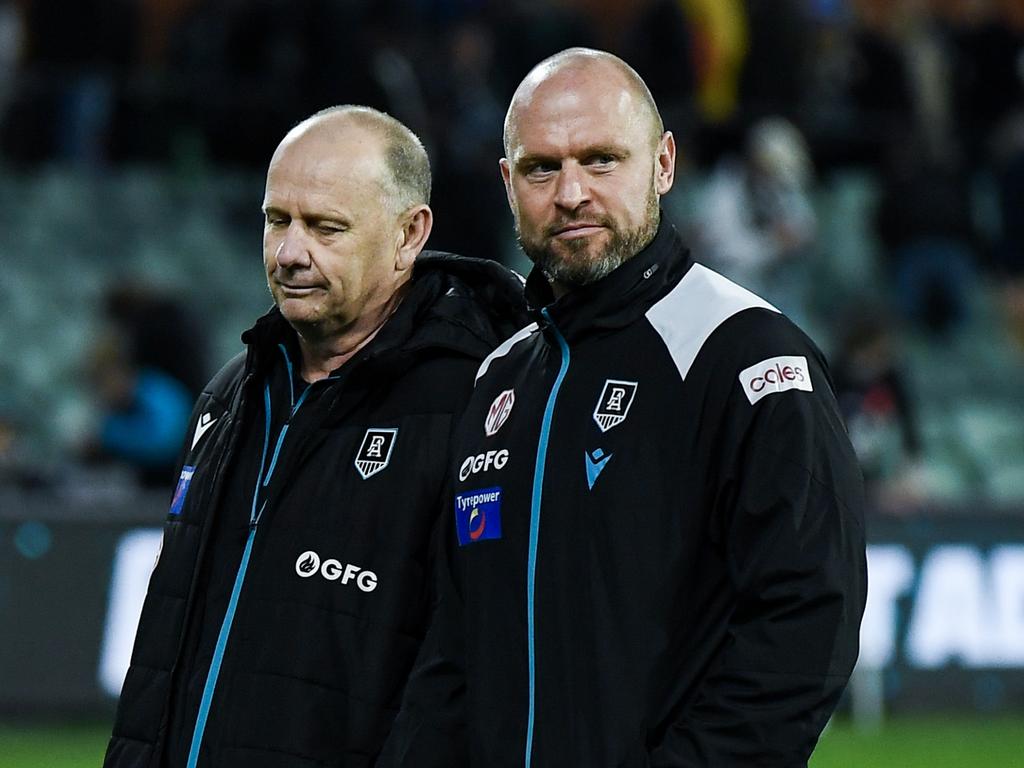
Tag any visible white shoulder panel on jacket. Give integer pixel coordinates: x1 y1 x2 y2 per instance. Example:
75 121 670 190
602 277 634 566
645 264 779 381
475 322 540 383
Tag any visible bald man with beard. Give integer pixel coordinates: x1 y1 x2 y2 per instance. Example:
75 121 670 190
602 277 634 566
381 49 866 767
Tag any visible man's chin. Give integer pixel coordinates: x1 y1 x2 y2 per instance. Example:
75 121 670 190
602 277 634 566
528 241 613 285
531 235 595 265
276 297 323 327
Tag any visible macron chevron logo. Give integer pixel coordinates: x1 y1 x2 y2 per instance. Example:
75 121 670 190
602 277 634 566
585 448 613 490
191 412 218 451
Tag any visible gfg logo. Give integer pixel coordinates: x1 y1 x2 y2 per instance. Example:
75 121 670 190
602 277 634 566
459 449 509 482
294 550 378 592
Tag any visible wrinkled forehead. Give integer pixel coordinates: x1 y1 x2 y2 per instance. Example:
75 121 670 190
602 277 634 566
264 127 389 206
506 70 653 160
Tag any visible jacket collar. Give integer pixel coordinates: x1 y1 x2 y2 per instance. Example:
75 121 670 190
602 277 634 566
240 251 529 377
524 213 694 342
240 307 295 377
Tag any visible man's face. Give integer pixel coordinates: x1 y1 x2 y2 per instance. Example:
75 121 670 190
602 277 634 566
500 68 674 290
262 126 405 341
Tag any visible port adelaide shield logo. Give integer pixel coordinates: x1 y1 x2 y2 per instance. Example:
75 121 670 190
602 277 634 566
354 428 398 479
593 379 638 432
484 389 515 436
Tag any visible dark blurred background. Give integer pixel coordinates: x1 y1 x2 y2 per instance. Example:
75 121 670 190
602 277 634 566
0 0 1023 760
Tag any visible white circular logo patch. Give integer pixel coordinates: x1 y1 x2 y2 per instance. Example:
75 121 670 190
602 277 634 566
295 550 320 577
484 389 515 437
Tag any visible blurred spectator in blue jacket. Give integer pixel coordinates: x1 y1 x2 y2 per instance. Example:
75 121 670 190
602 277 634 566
82 334 192 488
103 284 208 398
79 284 206 487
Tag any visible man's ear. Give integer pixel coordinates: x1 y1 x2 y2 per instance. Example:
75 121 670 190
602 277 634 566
396 205 433 271
499 158 515 213
655 131 676 196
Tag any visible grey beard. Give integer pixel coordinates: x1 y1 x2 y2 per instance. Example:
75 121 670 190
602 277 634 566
518 195 660 289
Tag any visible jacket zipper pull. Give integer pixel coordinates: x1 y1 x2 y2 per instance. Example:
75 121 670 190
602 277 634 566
251 499 267 529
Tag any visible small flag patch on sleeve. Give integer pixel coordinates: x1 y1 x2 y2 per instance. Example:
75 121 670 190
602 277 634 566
169 466 195 516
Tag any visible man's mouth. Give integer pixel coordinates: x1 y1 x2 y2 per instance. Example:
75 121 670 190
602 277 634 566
550 223 606 239
278 283 324 295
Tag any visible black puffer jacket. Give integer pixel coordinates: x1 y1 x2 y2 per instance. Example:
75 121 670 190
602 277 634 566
103 253 527 768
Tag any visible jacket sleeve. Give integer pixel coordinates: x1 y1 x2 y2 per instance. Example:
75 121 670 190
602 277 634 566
649 325 867 767
375 494 469 767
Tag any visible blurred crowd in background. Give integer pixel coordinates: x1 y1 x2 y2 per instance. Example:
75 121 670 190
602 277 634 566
0 0 1023 513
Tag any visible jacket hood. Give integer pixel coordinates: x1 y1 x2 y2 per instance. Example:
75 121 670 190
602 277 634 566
241 251 528 374
402 250 528 357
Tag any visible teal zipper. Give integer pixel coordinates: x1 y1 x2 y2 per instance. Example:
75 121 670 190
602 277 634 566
525 308 570 768
186 347 313 767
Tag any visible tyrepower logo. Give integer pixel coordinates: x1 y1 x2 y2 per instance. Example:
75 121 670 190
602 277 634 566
739 355 813 404
294 550 378 592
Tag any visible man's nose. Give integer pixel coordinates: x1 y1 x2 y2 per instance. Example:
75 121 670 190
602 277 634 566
553 164 590 211
275 223 312 269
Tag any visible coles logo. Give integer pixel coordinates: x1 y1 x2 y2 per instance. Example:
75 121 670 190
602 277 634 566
738 355 813 405
459 449 509 481
294 550 378 592
484 389 515 436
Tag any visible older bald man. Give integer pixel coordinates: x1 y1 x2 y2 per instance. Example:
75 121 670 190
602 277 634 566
382 48 865 767
103 106 526 768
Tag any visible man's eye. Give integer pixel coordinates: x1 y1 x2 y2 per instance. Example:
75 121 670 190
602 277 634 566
526 163 558 177
266 216 288 227
587 154 616 166
316 224 344 235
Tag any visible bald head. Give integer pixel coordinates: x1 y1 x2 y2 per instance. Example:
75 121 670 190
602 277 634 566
276 105 431 214
503 47 664 160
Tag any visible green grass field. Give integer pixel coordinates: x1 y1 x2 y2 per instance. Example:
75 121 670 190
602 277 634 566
812 717 1024 767
0 723 109 768
0 717 1021 767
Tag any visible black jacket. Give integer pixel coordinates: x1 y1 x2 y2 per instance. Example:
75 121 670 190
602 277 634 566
104 254 527 768
382 221 867 767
